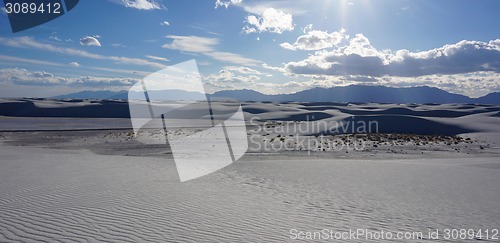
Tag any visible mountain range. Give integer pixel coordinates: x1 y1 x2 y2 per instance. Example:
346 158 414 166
54 85 500 105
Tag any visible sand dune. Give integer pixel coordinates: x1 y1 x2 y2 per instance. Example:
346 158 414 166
0 99 500 148
1 99 500 242
0 144 499 242
0 99 131 118
3 99 500 136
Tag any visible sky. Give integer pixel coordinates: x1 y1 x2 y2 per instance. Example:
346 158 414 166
0 0 499 98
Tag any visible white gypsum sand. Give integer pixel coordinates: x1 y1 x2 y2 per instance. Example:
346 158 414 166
1 99 500 242
0 144 499 242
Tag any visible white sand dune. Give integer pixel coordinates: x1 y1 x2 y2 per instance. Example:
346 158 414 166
1 99 500 241
2 99 500 136
0 117 133 131
1 144 499 242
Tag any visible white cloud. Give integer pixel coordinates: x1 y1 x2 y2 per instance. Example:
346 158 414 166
111 43 127 48
215 0 242 9
146 55 169 62
119 0 163 10
49 36 62 42
80 36 101 47
243 8 294 34
0 36 165 69
205 51 261 66
262 63 286 73
301 24 313 34
278 33 500 97
284 32 500 78
281 29 348 51
343 34 381 57
0 54 66 67
201 67 500 97
223 66 265 75
202 69 342 94
235 1 307 16
31 71 54 78
163 35 219 53
235 71 500 97
203 69 260 90
69 62 80 67
0 68 138 87
50 36 73 43
377 72 500 98
160 21 170 26
89 67 149 77
162 35 261 65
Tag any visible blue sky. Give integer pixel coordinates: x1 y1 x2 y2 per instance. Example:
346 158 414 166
0 0 499 97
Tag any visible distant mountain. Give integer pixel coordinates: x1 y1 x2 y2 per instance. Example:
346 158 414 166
475 92 500 105
120 89 206 101
210 89 275 101
53 86 500 105
55 89 207 101
212 86 473 104
54 90 128 99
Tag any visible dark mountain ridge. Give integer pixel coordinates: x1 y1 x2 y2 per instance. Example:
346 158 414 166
53 85 500 105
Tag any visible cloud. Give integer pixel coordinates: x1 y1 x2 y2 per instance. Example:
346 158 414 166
0 55 145 77
234 1 307 15
243 8 294 34
0 54 66 67
301 24 313 34
223 66 266 75
146 55 169 62
80 36 101 47
0 36 165 69
281 29 348 51
284 33 500 77
111 43 127 48
202 68 343 94
0 68 61 86
160 21 170 26
69 62 80 67
237 71 500 97
342 34 381 57
162 35 261 65
262 63 286 73
49 36 62 42
163 35 219 53
49 35 72 43
31 71 55 78
203 69 260 90
0 68 138 87
340 75 379 83
215 0 242 9
205 51 261 66
377 72 500 98
89 67 149 77
278 33 500 97
117 0 163 10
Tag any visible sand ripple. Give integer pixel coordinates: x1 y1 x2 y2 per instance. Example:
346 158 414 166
1 145 499 242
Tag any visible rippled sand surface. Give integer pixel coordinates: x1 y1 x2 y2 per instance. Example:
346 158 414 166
1 145 499 242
